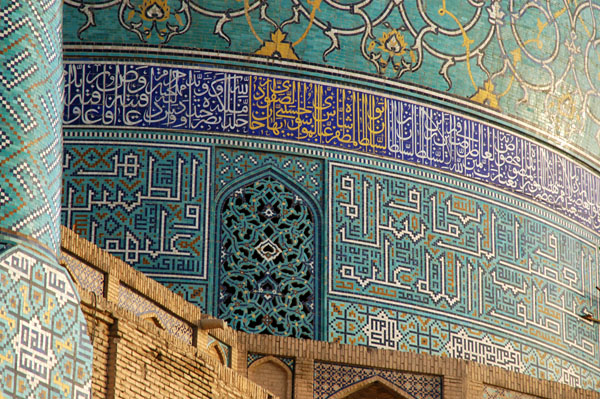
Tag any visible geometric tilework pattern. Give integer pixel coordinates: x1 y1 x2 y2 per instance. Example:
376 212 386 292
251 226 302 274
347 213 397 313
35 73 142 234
63 1 600 160
328 161 600 389
157 280 207 312
313 362 442 399
215 148 322 199
483 386 541 399
63 63 600 235
0 243 93 399
59 253 104 297
57 52 600 391
62 140 211 282
217 176 316 338
0 0 63 252
61 130 600 388
117 284 193 345
62 133 327 317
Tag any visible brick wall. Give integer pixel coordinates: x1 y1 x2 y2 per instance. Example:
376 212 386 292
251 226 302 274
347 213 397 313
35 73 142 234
77 289 272 399
62 227 599 399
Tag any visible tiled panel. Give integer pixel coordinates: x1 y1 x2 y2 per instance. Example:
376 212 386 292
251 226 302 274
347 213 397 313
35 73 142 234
217 175 317 338
62 138 212 282
213 148 323 338
60 253 105 297
63 1 600 159
215 148 322 198
0 0 64 251
327 161 599 388
61 127 600 387
59 49 600 390
118 284 193 345
313 362 442 399
0 243 93 399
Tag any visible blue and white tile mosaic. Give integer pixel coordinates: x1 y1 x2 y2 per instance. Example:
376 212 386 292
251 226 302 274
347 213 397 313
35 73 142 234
327 160 599 387
60 253 105 297
0 242 93 399
63 0 600 160
62 138 212 283
1 0 64 252
63 62 600 234
60 60 600 388
313 362 442 399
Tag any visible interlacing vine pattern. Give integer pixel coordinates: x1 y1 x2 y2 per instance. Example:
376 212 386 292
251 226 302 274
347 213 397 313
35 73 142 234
218 177 315 338
64 0 600 158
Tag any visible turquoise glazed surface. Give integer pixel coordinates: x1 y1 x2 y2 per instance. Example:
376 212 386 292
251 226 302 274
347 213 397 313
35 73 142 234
0 2 93 398
0 239 93 399
63 0 600 162
1 0 64 252
58 0 600 391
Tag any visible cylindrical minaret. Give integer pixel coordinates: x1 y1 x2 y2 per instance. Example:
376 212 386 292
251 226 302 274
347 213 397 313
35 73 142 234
59 0 600 394
0 1 93 398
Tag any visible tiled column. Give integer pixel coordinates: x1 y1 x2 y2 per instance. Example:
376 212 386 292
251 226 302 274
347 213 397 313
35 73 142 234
0 1 93 398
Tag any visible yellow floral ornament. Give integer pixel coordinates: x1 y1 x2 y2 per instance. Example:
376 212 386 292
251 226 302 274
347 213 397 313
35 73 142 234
367 26 414 75
255 29 299 60
377 29 407 58
139 0 170 22
470 80 500 109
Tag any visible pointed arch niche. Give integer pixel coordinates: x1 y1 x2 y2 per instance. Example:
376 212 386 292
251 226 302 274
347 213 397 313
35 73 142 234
215 167 322 339
207 341 227 366
248 356 293 399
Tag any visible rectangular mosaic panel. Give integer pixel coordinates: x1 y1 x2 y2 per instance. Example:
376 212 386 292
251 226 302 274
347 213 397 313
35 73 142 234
313 362 442 399
328 161 599 388
64 64 249 133
63 0 600 161
118 284 192 345
62 139 211 279
60 252 105 297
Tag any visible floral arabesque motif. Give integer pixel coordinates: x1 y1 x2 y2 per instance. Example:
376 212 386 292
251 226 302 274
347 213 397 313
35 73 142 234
367 23 415 75
218 176 315 338
118 0 191 43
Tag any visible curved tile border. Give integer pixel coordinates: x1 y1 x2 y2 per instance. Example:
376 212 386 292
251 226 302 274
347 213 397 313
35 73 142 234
62 1 600 160
64 61 600 233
